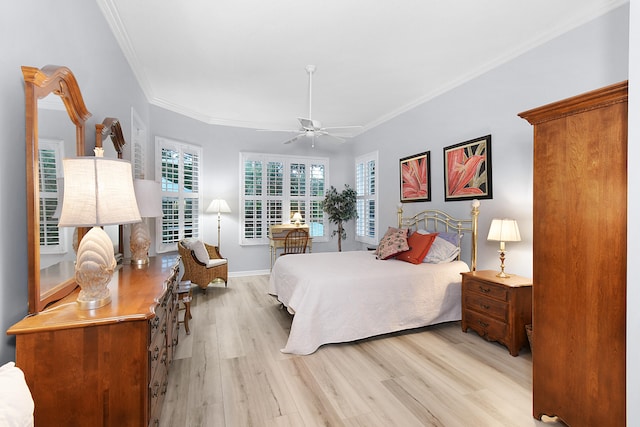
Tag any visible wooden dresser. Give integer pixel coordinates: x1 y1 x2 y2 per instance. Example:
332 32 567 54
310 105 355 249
519 82 627 426
7 254 181 427
460 270 532 356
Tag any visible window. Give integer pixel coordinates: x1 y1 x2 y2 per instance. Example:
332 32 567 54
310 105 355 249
131 107 146 179
240 152 329 244
39 139 67 254
355 151 378 245
155 137 202 252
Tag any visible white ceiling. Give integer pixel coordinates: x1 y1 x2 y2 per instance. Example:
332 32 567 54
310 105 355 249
97 0 626 136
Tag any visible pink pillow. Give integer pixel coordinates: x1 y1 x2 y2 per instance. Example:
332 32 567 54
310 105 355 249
376 227 409 260
396 232 438 264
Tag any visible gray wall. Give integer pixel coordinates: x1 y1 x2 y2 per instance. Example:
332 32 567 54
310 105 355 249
352 5 630 278
0 1 149 363
0 2 637 419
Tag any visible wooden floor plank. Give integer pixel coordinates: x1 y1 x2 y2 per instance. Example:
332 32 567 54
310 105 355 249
160 274 563 426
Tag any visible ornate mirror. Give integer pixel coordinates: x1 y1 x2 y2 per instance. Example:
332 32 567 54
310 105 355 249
24 65 91 313
96 118 126 261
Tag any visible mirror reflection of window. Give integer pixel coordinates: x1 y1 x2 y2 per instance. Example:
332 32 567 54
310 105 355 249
38 139 67 255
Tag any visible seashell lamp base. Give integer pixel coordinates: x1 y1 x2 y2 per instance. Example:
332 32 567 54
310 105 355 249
75 226 117 310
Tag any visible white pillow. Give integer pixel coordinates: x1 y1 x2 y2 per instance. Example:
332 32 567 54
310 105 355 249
423 236 460 264
189 240 210 264
0 362 34 427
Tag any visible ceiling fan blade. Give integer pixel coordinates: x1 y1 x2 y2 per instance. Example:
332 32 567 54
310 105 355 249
283 133 304 144
257 128 300 133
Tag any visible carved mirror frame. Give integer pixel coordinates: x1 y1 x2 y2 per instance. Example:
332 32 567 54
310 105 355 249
24 65 91 313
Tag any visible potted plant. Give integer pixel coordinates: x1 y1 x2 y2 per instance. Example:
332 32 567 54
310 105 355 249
322 184 357 251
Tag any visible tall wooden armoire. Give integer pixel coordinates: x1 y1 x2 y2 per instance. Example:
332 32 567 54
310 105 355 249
519 82 627 426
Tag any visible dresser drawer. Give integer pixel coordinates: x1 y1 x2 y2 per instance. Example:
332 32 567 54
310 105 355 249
464 310 507 340
149 361 168 427
464 280 508 301
464 294 508 322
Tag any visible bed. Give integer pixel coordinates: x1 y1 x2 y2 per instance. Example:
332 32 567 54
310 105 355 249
268 200 480 355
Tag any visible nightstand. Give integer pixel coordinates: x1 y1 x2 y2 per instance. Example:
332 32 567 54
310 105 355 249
461 270 532 356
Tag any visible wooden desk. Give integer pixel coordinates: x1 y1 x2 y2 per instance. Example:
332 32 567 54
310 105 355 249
7 254 181 427
269 224 312 268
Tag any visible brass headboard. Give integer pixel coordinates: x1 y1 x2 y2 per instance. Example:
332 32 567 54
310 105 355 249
397 200 480 271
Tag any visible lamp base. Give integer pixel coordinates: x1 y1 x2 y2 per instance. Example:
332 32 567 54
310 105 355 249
75 227 117 310
212 278 226 285
131 257 150 266
495 249 511 278
77 294 112 310
130 220 151 266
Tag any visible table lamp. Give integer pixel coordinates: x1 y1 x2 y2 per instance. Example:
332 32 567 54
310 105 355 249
131 179 163 265
58 157 141 309
206 199 231 251
292 212 303 226
487 218 521 278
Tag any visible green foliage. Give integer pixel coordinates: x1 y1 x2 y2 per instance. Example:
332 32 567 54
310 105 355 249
321 185 357 251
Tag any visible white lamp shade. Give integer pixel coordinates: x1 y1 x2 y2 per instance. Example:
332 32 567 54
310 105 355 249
487 218 521 242
51 177 64 219
292 212 302 222
133 179 164 218
206 199 231 214
58 157 141 227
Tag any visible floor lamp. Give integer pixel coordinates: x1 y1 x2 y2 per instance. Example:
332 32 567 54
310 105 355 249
206 199 231 252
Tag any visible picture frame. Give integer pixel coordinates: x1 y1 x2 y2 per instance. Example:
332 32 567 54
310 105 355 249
400 151 431 202
443 135 492 201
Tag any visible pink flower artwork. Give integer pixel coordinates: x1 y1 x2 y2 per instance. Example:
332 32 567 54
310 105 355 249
400 152 430 202
444 136 492 201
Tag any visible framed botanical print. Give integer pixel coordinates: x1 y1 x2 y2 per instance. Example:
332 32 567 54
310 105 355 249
443 135 492 201
400 151 431 202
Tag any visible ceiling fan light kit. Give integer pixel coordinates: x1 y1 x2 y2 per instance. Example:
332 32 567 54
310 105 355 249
264 65 362 148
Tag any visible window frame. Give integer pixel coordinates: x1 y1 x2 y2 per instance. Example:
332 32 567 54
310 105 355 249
155 136 203 253
355 151 378 246
240 152 329 245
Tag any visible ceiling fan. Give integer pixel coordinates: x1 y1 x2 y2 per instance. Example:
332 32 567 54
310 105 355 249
265 65 362 148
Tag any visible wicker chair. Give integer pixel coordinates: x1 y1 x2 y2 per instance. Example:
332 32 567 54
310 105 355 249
178 240 228 292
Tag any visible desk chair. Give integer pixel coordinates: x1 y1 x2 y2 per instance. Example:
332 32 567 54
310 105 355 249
282 229 309 255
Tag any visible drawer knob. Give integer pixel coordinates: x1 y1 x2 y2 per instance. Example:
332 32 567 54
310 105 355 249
481 304 491 310
479 286 491 293
478 320 489 328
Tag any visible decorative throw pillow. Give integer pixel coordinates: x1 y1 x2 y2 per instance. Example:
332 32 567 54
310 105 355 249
0 362 34 427
396 232 438 264
376 227 409 260
189 240 210 264
417 229 461 246
423 236 460 264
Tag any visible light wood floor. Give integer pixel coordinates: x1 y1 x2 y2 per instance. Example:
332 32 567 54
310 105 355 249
160 275 562 427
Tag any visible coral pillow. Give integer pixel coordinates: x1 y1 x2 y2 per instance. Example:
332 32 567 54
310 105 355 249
396 232 438 264
376 227 409 260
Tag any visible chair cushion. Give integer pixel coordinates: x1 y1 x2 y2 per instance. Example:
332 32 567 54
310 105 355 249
182 239 210 264
206 258 227 269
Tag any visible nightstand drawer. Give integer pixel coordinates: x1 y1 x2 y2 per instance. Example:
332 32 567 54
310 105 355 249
464 294 508 322
465 280 508 301
465 310 507 340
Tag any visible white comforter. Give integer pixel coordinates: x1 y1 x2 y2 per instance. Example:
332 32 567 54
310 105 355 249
268 251 468 355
